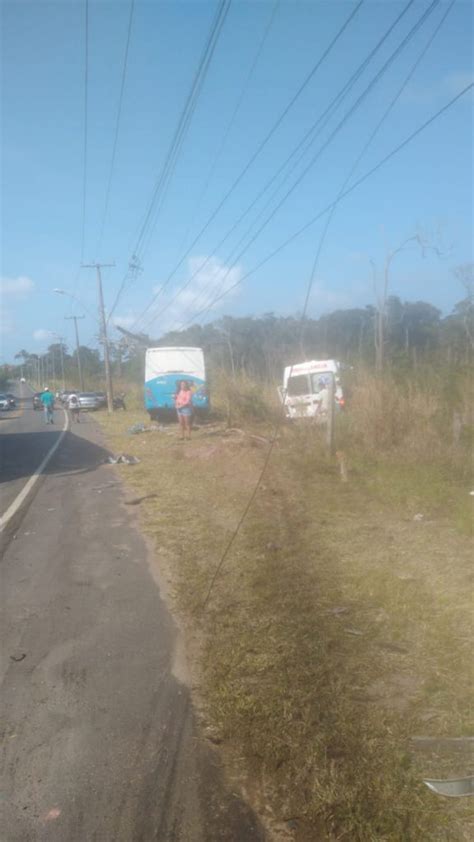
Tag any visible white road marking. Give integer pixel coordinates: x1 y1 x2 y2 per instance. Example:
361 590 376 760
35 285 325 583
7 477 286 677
0 407 69 533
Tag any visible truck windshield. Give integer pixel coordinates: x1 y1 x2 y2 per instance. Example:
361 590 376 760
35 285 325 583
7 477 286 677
287 374 310 396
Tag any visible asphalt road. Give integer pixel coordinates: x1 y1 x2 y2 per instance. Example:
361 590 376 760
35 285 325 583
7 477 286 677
0 384 264 841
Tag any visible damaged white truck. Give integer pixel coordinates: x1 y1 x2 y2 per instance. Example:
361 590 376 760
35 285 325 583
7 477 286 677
278 359 344 421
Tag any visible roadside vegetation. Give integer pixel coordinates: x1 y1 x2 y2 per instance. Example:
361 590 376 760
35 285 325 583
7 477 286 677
97 364 473 841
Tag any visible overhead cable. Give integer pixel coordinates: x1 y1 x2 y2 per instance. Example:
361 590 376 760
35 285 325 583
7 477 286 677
141 0 419 330
95 0 136 260
146 0 434 329
132 0 232 261
80 0 89 262
130 0 365 328
173 81 473 333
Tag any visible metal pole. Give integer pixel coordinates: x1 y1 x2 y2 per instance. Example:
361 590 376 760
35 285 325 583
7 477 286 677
81 262 115 413
65 316 85 392
59 339 66 391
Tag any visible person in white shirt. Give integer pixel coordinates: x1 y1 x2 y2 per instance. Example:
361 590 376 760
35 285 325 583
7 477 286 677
314 377 330 422
67 392 81 423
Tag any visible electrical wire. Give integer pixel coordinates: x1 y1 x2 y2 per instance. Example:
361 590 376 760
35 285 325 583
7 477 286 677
106 0 230 323
142 0 418 330
175 81 472 336
132 0 232 262
130 0 365 329
95 0 135 260
149 0 437 331
80 0 89 263
201 32 467 611
178 0 281 254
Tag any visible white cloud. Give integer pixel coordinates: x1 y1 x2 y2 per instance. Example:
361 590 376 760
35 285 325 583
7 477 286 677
111 314 136 330
0 275 35 297
33 328 52 342
146 255 243 334
401 70 474 106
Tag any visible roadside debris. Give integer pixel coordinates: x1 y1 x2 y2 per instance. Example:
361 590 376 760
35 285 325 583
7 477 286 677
128 423 168 435
10 653 26 662
125 493 158 506
423 776 474 798
105 454 140 465
413 513 424 521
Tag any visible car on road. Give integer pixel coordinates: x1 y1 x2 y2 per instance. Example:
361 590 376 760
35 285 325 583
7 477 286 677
0 393 12 410
20 376 26 383
6 393 17 408
32 392 43 410
77 392 103 411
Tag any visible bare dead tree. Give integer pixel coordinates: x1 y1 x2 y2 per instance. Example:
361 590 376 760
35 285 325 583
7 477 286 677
370 229 446 372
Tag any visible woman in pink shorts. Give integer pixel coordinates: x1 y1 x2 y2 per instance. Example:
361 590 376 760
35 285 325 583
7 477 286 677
174 380 193 440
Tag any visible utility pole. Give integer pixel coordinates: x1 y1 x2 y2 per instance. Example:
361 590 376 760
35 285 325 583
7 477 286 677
58 337 66 391
65 315 85 392
81 262 115 413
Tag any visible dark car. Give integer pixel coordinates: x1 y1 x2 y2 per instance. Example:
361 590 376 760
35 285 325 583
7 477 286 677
6 393 17 408
33 392 43 410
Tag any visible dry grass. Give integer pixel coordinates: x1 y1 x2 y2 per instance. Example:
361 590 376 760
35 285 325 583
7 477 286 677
96 373 473 841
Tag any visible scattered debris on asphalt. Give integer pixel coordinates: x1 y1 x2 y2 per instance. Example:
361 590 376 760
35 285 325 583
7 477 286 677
10 653 26 662
413 513 424 521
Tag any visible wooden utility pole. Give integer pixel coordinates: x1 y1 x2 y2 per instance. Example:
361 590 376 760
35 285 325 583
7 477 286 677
65 315 85 392
82 262 115 413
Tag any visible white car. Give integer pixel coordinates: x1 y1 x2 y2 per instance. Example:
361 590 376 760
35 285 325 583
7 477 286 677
20 377 26 383
0 393 11 410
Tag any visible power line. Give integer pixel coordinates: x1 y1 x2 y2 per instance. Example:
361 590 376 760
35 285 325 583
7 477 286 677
130 0 365 329
142 0 418 331
175 80 473 335
132 0 232 262
299 0 456 341
108 0 231 322
178 0 281 254
80 0 89 263
95 0 135 260
200 18 466 611
150 0 436 331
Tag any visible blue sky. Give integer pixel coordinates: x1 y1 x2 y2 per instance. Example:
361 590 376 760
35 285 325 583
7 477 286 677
1 0 472 362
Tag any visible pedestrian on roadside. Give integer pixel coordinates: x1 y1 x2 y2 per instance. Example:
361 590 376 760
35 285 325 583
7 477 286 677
40 386 55 425
67 391 81 423
174 380 193 440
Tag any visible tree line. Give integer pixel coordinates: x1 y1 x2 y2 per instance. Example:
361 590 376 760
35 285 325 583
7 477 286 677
4 282 473 390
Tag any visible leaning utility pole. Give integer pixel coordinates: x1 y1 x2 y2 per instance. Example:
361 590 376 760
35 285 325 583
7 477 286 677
81 262 115 413
65 315 85 392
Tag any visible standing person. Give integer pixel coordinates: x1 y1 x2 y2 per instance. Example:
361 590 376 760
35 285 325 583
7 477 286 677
174 380 193 440
67 391 81 423
40 387 55 425
314 377 329 423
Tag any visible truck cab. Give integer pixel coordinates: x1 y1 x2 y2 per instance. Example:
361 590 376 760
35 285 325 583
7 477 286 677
278 359 344 420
